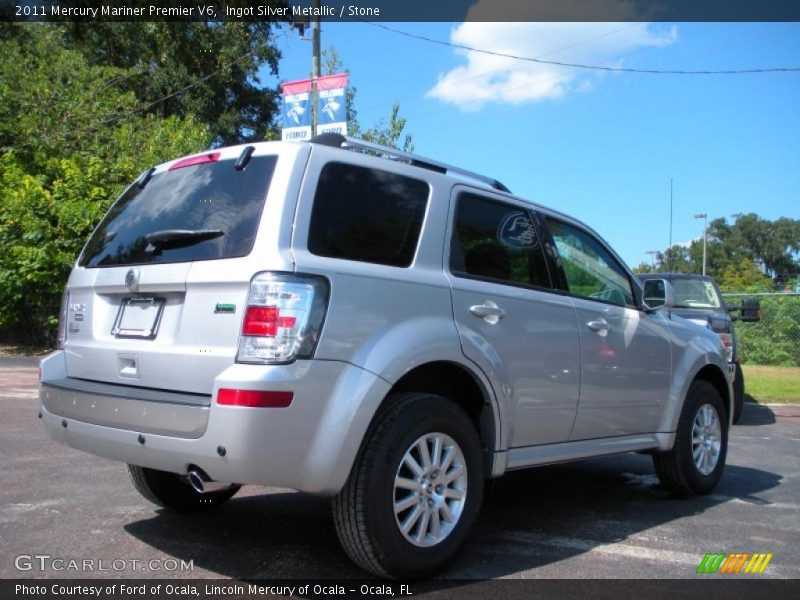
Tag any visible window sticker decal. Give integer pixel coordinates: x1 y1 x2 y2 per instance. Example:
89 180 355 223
497 211 539 250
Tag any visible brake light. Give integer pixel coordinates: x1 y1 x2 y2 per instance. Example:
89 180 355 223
217 389 293 408
242 307 297 336
168 152 221 171
237 272 329 364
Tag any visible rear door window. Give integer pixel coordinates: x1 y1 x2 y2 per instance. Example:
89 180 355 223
450 194 552 289
79 156 277 267
307 162 430 267
545 218 634 307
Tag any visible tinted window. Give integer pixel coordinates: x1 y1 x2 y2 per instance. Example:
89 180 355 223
546 218 634 306
80 156 277 267
451 194 551 289
308 162 429 267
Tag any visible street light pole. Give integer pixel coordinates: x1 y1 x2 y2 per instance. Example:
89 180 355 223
646 250 659 270
693 213 707 276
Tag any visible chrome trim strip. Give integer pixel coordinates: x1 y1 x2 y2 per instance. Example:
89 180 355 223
506 434 661 470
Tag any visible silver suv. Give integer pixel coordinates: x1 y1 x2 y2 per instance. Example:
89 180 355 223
40 134 732 578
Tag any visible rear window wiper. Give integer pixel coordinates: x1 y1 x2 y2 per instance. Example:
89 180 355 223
143 229 224 253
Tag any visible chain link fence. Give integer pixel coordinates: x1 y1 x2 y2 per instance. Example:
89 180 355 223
723 292 800 367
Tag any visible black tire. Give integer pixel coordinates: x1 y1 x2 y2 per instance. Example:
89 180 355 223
332 393 484 579
653 380 728 497
732 362 745 424
128 465 240 512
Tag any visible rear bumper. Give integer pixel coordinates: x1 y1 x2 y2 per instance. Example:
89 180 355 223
40 351 391 495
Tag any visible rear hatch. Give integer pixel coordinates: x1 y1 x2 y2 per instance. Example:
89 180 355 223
62 143 306 394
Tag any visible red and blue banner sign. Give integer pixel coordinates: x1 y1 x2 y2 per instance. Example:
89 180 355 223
316 73 349 136
281 78 312 141
280 73 348 141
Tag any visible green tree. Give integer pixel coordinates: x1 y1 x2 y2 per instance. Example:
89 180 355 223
718 258 773 292
632 262 655 274
648 214 799 283
61 17 285 145
658 245 695 274
708 213 799 282
0 25 210 345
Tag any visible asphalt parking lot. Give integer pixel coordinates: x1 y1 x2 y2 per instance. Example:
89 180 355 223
1 357 798 585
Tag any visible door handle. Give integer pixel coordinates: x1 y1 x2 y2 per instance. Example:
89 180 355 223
587 318 610 335
469 302 505 324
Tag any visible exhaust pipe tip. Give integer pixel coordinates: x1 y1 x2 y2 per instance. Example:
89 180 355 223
187 469 207 493
187 467 233 494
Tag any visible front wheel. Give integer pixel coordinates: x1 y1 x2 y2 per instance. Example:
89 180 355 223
653 380 728 497
333 393 484 579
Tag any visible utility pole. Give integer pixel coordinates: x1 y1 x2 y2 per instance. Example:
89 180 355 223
311 0 321 135
694 213 708 276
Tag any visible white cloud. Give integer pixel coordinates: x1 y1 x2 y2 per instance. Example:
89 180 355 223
426 21 677 110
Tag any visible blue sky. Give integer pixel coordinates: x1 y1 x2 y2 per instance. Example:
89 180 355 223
262 22 800 269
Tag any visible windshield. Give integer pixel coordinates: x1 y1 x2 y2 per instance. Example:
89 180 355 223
79 156 277 267
669 278 723 309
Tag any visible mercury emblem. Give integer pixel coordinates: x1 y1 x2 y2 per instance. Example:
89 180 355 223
125 268 139 291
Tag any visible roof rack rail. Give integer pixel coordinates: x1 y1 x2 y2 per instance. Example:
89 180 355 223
309 133 511 193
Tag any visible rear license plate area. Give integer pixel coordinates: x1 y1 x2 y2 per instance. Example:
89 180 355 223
111 297 165 339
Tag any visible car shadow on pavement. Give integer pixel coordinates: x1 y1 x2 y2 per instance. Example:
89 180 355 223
738 398 777 426
123 452 782 581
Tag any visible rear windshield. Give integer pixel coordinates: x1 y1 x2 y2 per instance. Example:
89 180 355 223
79 156 277 267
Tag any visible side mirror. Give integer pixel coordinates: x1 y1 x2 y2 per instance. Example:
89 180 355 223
739 297 761 322
642 279 676 310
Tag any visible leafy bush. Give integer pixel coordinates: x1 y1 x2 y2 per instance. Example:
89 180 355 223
734 295 800 367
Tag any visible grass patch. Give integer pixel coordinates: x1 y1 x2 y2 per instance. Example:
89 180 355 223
742 365 800 404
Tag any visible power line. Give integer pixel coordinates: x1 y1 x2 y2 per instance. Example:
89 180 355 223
367 22 800 75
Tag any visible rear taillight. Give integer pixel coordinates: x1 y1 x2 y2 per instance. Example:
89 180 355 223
718 333 734 363
56 289 69 349
236 272 329 364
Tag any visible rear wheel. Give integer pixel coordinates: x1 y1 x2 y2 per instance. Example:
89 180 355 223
333 393 484 579
653 380 728 496
732 362 745 424
128 465 239 512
